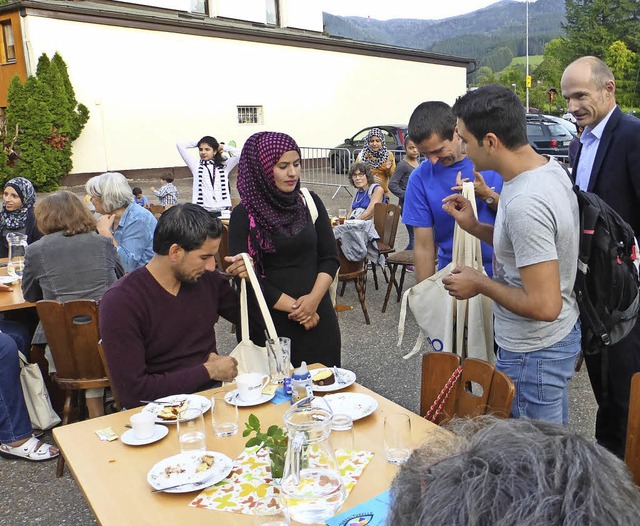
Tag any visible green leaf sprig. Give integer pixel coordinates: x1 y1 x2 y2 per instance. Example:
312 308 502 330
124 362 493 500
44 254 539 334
243 413 288 450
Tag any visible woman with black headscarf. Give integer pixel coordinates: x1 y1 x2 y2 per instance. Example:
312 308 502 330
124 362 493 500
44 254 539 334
228 131 341 367
0 177 42 257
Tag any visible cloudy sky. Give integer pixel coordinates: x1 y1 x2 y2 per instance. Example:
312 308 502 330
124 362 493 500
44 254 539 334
322 0 526 21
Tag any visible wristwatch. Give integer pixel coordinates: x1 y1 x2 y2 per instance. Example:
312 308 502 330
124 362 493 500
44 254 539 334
485 193 495 205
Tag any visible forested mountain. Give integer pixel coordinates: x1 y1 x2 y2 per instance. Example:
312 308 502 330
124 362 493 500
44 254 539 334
323 0 565 65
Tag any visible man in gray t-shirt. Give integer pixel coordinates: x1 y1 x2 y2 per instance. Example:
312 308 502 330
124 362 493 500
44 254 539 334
441 84 580 425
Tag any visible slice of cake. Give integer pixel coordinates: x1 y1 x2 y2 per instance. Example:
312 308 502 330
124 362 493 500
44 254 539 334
312 369 335 386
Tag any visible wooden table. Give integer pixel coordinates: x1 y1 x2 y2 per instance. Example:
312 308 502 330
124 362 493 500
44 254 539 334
0 259 34 312
53 369 445 526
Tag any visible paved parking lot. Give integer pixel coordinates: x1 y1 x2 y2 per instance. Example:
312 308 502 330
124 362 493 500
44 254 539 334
1 175 598 526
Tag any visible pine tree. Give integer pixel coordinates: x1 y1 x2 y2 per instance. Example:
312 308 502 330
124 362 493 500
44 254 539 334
0 53 89 189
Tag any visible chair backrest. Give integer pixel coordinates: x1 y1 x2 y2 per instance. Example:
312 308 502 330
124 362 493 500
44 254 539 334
420 352 515 424
36 300 108 389
214 225 232 272
96 340 122 411
373 202 401 249
150 204 165 218
626 372 640 485
336 240 367 278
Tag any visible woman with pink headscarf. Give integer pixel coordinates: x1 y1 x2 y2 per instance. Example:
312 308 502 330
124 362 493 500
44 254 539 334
228 132 340 367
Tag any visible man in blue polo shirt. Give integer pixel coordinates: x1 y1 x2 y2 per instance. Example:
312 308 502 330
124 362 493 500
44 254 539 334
403 101 503 283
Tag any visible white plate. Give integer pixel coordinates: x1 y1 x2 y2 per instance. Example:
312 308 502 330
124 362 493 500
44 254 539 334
142 394 212 424
0 275 18 285
147 450 233 493
317 393 378 421
224 389 275 407
121 425 169 446
311 368 356 392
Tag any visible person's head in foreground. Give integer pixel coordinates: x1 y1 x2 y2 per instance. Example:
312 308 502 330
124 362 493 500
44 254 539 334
388 416 640 526
152 203 223 283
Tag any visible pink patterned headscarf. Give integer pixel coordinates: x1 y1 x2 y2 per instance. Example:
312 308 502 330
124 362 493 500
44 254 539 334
237 132 307 272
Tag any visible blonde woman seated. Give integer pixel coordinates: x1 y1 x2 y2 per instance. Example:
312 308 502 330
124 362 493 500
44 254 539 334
347 163 387 220
22 191 124 418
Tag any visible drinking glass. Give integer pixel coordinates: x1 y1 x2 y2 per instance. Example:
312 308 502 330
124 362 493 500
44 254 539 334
267 337 291 384
383 412 412 464
177 408 206 453
252 501 290 525
330 413 354 454
211 393 238 437
338 209 347 224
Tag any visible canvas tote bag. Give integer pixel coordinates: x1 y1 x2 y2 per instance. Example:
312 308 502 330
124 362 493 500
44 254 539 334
18 351 61 430
398 182 494 361
229 253 280 376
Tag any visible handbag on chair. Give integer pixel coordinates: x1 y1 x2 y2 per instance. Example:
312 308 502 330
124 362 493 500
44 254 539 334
229 253 280 376
18 351 61 430
398 182 494 362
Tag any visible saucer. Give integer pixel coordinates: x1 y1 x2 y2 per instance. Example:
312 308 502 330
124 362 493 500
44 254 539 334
121 425 169 446
224 389 275 407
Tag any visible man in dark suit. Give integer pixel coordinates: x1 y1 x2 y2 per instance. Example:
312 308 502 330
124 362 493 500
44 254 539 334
561 56 640 457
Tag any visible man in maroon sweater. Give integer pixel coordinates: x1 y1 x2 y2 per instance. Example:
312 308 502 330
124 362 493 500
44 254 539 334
100 204 249 408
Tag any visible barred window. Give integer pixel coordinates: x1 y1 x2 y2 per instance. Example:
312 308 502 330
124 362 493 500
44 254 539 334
237 106 263 125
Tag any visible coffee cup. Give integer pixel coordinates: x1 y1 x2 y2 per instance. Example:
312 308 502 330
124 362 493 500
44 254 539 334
130 411 156 440
236 373 270 402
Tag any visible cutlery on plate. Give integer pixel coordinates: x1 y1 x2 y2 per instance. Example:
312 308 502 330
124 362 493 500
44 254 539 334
140 398 186 405
150 471 218 493
333 366 346 385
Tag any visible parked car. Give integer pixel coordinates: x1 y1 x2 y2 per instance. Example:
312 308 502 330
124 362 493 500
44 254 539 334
329 125 407 174
525 114 574 158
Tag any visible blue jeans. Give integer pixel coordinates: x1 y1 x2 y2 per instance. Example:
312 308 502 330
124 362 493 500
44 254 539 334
0 332 32 443
405 224 414 251
496 321 581 425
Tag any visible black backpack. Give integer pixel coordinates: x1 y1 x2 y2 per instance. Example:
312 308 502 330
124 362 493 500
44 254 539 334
573 187 640 355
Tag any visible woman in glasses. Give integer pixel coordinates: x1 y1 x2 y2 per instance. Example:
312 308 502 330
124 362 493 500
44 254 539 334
347 163 386 220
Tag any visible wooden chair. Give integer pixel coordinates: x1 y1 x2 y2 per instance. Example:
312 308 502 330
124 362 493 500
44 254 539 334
420 351 515 425
149 204 165 218
381 249 414 313
96 340 122 413
214 225 232 273
625 372 640 485
36 299 110 477
336 240 370 324
371 202 401 289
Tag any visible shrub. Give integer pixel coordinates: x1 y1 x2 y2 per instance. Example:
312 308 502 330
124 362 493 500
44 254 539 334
1 52 89 190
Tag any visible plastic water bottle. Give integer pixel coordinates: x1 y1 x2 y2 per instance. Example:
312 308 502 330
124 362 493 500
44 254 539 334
291 361 313 404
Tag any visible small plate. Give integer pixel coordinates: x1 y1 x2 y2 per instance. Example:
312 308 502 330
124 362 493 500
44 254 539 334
224 389 275 407
147 450 233 493
311 368 356 392
143 394 212 424
317 392 378 421
121 425 169 446
0 275 18 285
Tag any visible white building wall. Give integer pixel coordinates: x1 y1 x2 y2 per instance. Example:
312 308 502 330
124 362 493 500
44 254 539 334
22 16 466 175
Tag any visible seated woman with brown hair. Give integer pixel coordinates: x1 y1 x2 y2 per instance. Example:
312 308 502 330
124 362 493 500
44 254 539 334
22 191 124 418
